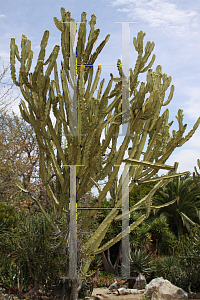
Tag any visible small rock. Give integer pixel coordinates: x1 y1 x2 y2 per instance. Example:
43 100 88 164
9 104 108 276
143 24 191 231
108 281 120 291
133 274 146 290
129 289 140 294
117 288 141 295
96 293 109 298
117 288 127 295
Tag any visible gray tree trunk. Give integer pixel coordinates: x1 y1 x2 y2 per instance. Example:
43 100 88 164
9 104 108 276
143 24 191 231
101 244 121 276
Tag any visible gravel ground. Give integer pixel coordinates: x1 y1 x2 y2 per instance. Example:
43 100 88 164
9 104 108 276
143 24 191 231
92 288 145 300
0 286 145 300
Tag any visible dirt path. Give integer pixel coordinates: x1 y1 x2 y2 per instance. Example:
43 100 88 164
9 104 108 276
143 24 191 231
92 288 145 300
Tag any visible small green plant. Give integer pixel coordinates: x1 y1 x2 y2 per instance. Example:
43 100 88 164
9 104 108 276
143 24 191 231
89 254 102 271
100 271 114 278
141 295 148 300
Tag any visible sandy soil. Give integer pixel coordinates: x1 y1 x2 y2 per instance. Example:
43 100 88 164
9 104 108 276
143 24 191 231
92 288 145 300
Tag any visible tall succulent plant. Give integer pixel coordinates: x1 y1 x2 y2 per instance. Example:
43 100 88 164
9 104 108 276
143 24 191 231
10 7 200 281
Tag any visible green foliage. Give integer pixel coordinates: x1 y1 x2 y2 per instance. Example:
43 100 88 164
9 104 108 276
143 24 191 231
174 226 200 293
193 159 200 192
89 254 102 271
149 255 182 283
159 229 177 255
151 174 200 239
122 248 153 289
128 211 152 251
100 270 114 278
0 209 70 291
0 202 19 255
0 202 19 232
128 212 177 256
149 254 191 292
148 226 200 293
148 215 177 255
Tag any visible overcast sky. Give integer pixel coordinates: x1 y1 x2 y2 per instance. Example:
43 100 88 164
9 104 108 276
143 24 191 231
0 0 200 199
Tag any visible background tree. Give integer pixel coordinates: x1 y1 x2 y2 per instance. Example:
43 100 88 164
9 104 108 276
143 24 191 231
10 8 200 299
0 111 56 216
0 57 20 114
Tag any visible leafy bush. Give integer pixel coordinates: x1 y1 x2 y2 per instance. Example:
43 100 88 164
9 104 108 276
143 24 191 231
0 203 96 293
148 215 177 256
0 208 69 291
148 227 200 293
0 202 25 288
148 255 184 284
100 271 114 278
129 213 177 256
159 230 177 255
174 226 200 293
0 202 19 252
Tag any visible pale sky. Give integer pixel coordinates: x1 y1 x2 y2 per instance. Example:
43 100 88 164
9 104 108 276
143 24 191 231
1 0 200 199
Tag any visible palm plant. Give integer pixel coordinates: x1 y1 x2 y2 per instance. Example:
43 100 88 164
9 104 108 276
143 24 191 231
151 174 200 239
129 249 153 277
122 248 153 288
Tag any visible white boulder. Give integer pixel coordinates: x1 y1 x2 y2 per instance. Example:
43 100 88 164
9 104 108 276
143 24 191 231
144 277 188 299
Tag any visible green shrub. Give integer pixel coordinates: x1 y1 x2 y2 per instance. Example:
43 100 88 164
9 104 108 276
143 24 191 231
149 255 184 285
0 202 19 249
0 208 69 291
148 225 200 293
159 230 177 255
174 226 200 293
0 205 95 292
0 202 22 287
100 271 114 278
148 215 178 256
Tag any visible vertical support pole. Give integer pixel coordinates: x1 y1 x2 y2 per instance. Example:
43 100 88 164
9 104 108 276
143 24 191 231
121 164 130 278
69 165 77 279
63 164 85 279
